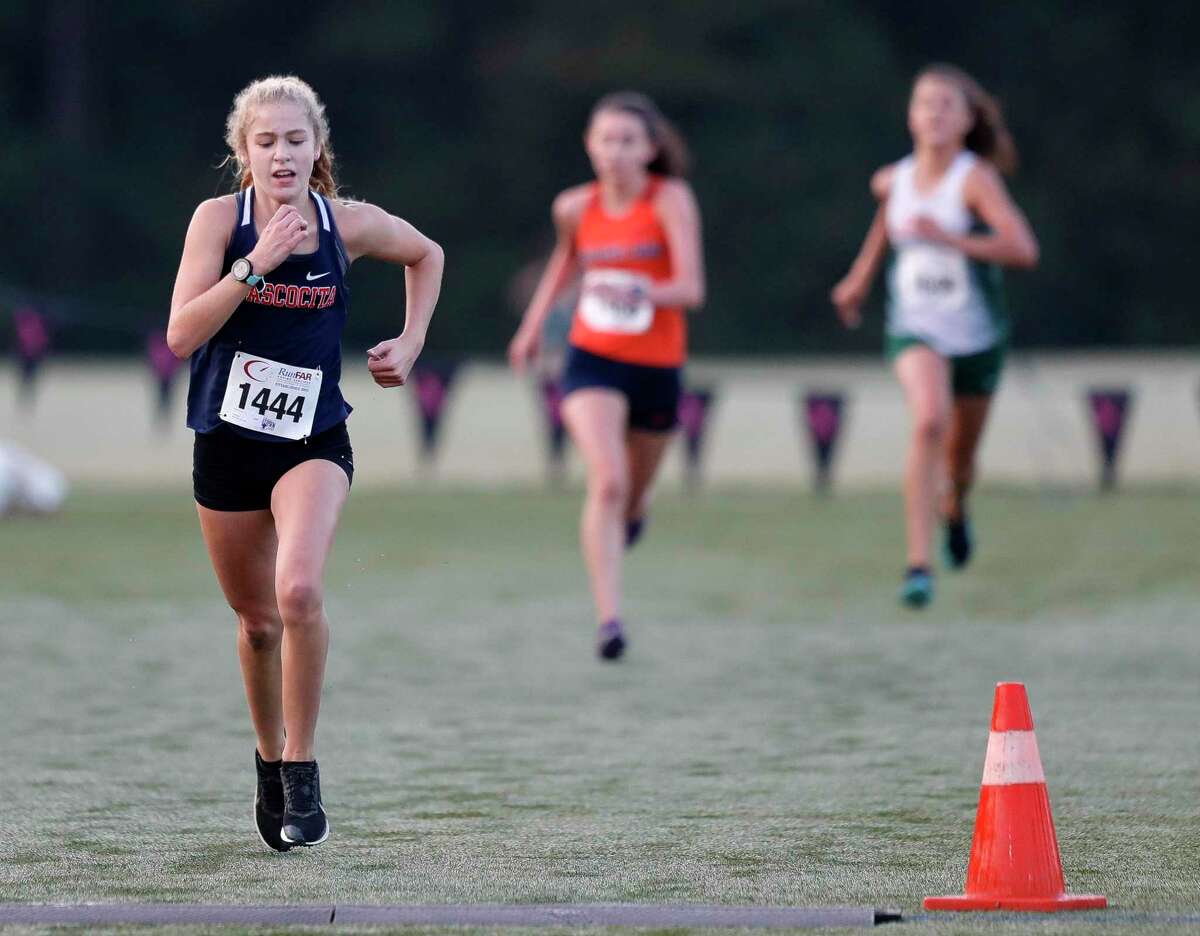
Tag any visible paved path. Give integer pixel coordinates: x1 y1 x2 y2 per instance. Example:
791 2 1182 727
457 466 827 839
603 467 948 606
0 902 896 927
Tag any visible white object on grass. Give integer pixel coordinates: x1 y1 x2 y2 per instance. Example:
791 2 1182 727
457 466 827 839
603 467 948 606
0 443 68 516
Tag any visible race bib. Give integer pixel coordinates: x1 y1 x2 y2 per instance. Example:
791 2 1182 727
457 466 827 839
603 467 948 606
895 245 969 314
579 270 654 335
220 351 322 440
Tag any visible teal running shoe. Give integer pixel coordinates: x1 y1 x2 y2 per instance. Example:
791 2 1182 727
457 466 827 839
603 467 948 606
900 567 934 608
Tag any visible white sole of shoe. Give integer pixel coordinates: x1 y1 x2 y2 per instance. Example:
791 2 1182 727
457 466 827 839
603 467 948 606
279 808 329 847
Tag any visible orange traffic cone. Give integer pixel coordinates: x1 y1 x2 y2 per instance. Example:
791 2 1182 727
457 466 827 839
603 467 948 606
925 682 1106 912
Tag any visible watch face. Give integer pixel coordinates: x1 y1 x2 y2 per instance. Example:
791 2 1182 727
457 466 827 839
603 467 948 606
231 258 250 281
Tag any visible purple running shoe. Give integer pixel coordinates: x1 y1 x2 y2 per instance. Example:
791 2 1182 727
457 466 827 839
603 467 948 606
596 619 627 661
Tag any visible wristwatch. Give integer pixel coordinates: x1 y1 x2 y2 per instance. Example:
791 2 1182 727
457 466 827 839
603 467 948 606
231 257 264 290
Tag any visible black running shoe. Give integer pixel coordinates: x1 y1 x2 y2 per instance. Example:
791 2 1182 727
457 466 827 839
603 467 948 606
596 619 627 661
943 516 974 570
280 760 329 847
625 516 646 550
254 750 291 853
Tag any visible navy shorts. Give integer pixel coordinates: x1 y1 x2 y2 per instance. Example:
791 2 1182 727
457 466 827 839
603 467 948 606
562 346 681 433
193 422 354 512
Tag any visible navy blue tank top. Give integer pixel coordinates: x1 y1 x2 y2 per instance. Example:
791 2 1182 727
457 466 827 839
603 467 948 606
186 187 352 441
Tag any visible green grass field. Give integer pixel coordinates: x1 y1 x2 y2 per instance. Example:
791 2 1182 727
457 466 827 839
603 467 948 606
1 486 1197 935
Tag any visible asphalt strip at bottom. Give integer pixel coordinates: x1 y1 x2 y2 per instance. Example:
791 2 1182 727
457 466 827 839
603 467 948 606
0 902 895 928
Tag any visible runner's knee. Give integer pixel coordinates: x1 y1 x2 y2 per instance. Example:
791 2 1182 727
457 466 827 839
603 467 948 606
913 407 950 446
588 464 629 508
235 609 282 652
275 575 324 627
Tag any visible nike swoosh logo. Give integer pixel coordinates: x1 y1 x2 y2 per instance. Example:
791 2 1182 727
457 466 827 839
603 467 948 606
306 271 331 281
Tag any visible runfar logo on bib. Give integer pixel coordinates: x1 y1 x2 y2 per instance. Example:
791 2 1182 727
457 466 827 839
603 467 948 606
243 359 274 382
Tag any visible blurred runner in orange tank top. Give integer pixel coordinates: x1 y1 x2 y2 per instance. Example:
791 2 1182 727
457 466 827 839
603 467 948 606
509 91 705 661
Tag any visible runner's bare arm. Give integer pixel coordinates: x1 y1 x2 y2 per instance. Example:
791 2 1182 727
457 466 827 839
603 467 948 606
857 162 898 283
830 169 894 327
167 199 309 358
335 201 444 388
869 164 895 202
648 179 705 309
523 187 588 332
912 164 1039 269
507 185 589 372
167 199 245 358
338 202 444 348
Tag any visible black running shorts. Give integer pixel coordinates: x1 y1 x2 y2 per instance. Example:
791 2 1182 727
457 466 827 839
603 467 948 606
193 422 354 512
561 345 681 433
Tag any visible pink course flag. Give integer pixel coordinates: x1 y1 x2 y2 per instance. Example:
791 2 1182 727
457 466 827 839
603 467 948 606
801 391 847 492
677 387 717 488
14 307 50 359
538 377 568 478
1085 388 1132 491
409 361 460 462
146 331 185 424
12 306 51 400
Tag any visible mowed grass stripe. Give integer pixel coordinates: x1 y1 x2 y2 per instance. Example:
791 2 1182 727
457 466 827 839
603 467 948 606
0 488 1197 936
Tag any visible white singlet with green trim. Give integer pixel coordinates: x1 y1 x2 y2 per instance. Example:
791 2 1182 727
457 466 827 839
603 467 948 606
885 150 1005 356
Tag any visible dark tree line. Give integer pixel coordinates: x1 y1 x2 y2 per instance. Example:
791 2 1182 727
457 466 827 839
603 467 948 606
1 0 1195 356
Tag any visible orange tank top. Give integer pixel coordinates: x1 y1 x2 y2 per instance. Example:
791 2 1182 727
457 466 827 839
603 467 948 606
568 176 686 368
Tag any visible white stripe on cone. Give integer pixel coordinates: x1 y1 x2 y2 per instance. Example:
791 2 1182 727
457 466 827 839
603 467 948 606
981 730 1046 785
